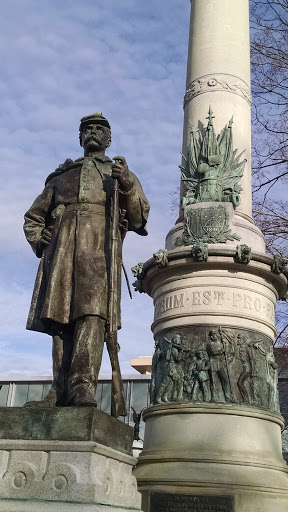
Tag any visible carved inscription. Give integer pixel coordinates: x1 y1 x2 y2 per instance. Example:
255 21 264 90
150 493 234 512
155 293 185 317
154 289 275 322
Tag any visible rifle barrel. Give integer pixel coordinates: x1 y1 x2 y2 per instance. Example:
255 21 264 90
107 178 126 417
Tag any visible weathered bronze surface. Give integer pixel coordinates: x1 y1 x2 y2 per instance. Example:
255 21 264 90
235 244 252 264
180 107 246 209
131 407 145 441
24 113 150 415
131 262 146 293
175 205 240 247
150 326 279 413
0 407 134 455
153 249 168 268
150 493 234 512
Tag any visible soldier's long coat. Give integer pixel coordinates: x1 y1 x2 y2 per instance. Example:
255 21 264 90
24 155 149 334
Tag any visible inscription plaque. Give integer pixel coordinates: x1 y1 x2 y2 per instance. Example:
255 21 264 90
150 493 234 512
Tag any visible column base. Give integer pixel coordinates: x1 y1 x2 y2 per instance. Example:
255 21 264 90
134 403 288 512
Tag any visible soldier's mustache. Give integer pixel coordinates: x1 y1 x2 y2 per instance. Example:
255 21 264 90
86 135 101 144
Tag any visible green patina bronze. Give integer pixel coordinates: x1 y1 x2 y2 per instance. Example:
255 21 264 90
150 326 279 413
175 205 240 246
181 107 246 208
23 113 150 416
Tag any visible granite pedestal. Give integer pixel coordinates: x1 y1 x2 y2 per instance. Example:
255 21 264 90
0 407 142 511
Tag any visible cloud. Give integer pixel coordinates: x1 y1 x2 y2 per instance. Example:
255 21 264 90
0 1 190 376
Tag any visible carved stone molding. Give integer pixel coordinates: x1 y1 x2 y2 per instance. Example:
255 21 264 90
0 440 141 510
184 73 252 107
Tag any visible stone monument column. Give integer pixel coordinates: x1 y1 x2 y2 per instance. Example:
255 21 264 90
181 0 252 218
133 1 288 510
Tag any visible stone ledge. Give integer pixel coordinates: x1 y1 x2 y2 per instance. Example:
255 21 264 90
0 440 135 466
0 407 133 456
0 501 141 511
143 402 284 426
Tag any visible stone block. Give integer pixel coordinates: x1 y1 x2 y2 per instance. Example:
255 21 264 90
0 407 133 455
0 407 142 511
0 440 141 510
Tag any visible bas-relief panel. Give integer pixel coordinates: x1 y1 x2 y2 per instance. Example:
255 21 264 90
150 326 279 414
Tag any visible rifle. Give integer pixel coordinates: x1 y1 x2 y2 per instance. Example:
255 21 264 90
106 168 127 418
163 337 191 354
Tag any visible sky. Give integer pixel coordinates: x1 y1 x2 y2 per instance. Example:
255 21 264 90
0 0 191 377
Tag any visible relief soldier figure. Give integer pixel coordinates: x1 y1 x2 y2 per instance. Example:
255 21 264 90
206 329 234 402
254 343 279 411
236 333 254 403
150 339 166 404
192 349 211 402
156 334 186 403
184 353 197 395
24 113 149 412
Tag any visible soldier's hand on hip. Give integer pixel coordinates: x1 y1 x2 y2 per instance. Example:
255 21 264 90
112 156 133 192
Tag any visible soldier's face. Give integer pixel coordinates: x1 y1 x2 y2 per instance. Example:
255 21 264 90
209 331 217 341
81 123 111 152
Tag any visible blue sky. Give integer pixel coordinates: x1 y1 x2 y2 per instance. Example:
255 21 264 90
0 1 191 376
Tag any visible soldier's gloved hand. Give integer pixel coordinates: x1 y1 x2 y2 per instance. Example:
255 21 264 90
112 156 133 192
38 225 54 254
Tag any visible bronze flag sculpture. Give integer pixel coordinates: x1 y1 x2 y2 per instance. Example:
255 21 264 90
24 113 150 415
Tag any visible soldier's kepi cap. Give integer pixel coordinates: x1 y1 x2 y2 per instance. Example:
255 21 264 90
79 112 111 131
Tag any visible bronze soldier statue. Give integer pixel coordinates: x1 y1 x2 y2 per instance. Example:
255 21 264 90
24 113 149 413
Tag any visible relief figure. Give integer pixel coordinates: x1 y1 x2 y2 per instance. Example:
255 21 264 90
254 343 279 411
236 333 254 403
184 354 197 395
156 334 187 403
150 339 166 404
207 328 234 402
192 349 211 402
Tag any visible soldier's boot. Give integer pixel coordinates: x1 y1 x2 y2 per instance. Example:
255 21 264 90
23 333 70 408
23 387 57 408
67 316 105 407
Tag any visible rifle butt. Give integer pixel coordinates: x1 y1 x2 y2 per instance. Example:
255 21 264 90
106 334 127 418
111 369 127 418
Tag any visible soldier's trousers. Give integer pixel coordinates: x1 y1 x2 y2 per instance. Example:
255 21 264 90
51 315 106 405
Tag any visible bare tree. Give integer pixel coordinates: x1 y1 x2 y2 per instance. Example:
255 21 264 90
250 0 288 346
250 0 288 196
